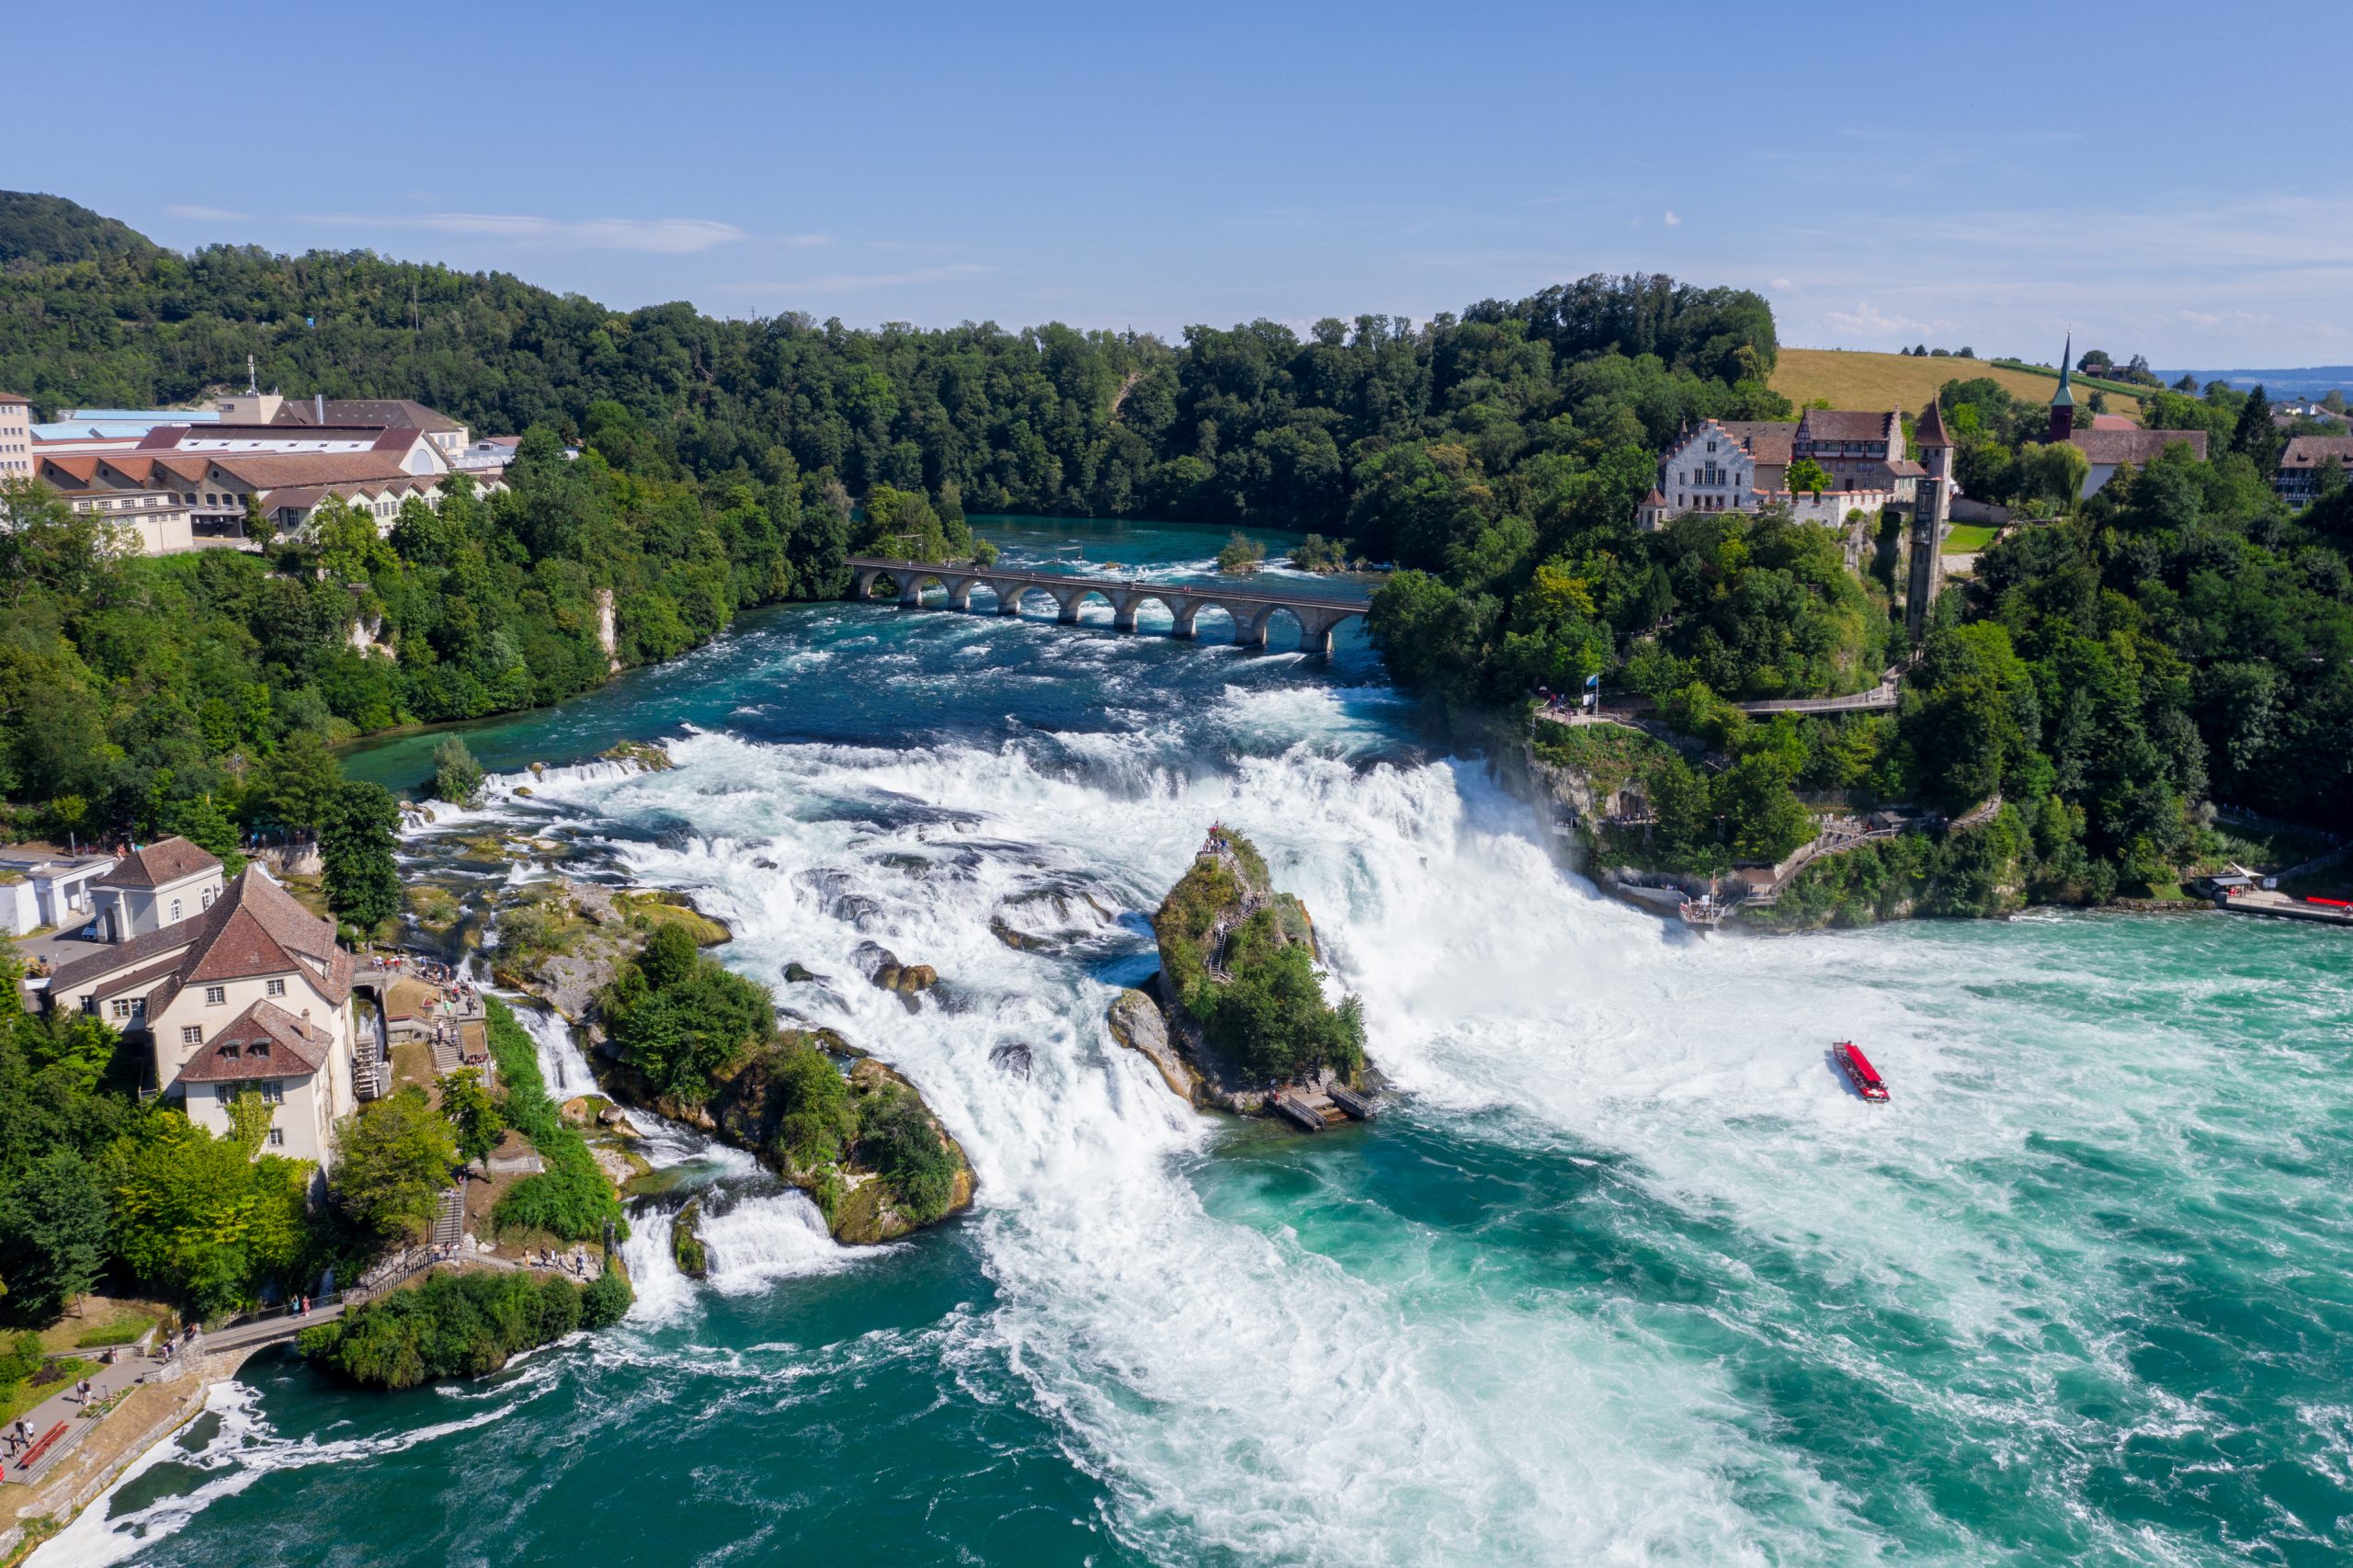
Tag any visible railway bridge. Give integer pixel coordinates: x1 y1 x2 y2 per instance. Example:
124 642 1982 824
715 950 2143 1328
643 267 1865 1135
846 557 1373 655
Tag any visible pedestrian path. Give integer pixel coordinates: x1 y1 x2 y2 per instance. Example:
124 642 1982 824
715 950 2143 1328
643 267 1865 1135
3 1343 179 1487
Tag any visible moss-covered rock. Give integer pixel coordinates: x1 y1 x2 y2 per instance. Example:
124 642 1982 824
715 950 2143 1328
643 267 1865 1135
1149 827 1368 1103
601 739 674 772
672 1199 710 1278
617 890 732 946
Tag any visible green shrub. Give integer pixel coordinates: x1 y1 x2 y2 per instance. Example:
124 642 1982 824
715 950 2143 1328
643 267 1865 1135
481 998 625 1244
769 1040 857 1170
855 1087 960 1225
597 927 773 1104
581 1266 633 1330
300 1268 611 1390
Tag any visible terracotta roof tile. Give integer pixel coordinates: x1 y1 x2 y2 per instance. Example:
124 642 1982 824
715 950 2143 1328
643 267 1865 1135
93 836 220 891
2279 436 2353 468
1797 409 1900 444
47 865 346 1004
174 1000 330 1082
2070 429 2211 465
1718 420 1797 464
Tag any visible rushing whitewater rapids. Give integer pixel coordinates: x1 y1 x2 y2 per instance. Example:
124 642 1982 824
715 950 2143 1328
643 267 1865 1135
36 520 2353 1568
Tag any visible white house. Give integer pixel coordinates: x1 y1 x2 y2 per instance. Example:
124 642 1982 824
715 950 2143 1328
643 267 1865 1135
0 392 32 477
0 846 119 937
87 836 226 942
45 864 358 1167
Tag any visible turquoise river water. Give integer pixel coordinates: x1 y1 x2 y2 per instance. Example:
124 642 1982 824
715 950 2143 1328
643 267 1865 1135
30 518 2353 1567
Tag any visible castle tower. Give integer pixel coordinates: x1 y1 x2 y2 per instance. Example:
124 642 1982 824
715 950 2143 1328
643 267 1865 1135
1907 397 1953 643
2048 332 2076 442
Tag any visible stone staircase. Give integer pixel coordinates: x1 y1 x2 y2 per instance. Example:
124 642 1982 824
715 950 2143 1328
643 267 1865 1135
430 1187 463 1249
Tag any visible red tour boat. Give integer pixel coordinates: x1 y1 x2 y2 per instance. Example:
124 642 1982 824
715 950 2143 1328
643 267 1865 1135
1834 1041 1889 1102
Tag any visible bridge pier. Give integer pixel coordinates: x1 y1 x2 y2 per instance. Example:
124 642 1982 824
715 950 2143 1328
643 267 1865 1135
988 578 1023 615
941 575 978 611
1109 590 1142 632
1054 586 1084 625
897 575 925 608
1295 608 1347 656
1236 608 1272 648
1170 598 1201 639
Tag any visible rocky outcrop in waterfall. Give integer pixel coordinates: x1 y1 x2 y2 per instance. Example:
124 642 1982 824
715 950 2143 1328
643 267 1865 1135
1111 827 1372 1127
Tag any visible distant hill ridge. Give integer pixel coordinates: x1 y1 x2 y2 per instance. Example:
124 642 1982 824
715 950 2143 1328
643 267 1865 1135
0 190 162 270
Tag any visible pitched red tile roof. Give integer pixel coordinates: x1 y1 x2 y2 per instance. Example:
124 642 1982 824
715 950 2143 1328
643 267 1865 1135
1718 420 1797 464
39 456 102 486
1915 399 1951 449
174 1000 330 1082
256 475 439 511
48 865 347 1004
1797 409 1900 444
203 453 415 488
0 392 31 405
88 956 184 1005
2069 429 2211 465
2279 436 2353 469
275 398 463 433
93 836 221 891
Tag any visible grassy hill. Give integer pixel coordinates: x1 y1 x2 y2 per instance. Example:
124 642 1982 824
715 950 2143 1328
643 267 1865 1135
0 191 161 271
1771 348 2145 423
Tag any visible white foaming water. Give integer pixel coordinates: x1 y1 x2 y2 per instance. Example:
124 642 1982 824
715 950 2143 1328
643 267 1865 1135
494 687 1933 1563
28 1374 544 1568
506 993 601 1101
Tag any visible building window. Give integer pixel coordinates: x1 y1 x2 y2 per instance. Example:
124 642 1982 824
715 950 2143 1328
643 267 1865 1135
267 978 287 997
260 1079 284 1104
181 1026 203 1046
267 1128 285 1148
206 984 226 1006
201 888 215 910
170 899 183 921
110 998 133 1019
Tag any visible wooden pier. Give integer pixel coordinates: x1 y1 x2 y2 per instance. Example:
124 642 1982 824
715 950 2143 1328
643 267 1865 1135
2214 890 2353 927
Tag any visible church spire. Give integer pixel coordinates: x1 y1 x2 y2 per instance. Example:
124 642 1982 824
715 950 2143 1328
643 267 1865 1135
2048 333 2077 441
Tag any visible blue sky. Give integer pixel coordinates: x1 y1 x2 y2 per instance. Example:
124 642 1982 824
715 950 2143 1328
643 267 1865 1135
6 1 2344 366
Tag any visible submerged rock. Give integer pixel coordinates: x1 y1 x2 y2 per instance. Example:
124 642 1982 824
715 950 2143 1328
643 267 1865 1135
987 884 1125 954
988 1040 1034 1078
852 940 938 996
782 961 825 983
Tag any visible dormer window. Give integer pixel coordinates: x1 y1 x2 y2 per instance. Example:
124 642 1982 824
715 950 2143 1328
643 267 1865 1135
252 1041 269 1058
267 979 286 998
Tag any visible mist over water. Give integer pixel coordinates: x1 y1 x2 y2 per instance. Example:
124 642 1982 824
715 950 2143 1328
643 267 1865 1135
41 521 2353 1567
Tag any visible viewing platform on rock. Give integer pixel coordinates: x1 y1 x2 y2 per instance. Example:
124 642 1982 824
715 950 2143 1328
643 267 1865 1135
847 556 1373 654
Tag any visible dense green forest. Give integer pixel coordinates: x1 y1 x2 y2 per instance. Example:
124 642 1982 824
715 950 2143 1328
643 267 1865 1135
2 191 2347 897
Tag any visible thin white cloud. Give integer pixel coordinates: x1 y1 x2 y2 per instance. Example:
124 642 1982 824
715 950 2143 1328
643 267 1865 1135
305 211 748 254
166 204 248 222
1663 210 1681 226
1770 278 1794 290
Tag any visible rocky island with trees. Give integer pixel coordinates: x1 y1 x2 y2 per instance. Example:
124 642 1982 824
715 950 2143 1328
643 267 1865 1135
1110 828 1370 1129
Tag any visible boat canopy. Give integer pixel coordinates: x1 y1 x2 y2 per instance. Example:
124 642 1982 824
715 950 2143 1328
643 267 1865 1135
1843 1042 1883 1084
